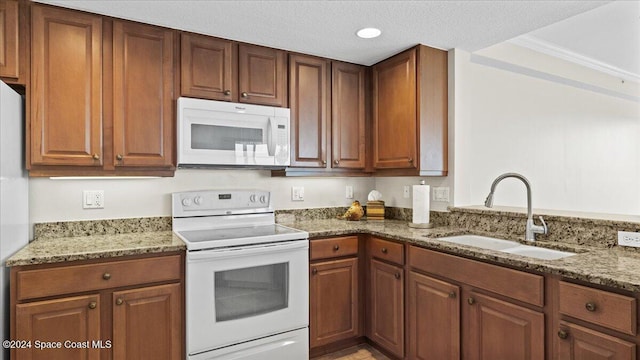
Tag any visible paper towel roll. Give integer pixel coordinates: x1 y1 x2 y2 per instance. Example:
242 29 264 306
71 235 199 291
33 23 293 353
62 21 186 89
412 184 430 225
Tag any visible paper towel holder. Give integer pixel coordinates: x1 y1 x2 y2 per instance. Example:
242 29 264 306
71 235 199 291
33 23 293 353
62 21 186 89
408 180 434 228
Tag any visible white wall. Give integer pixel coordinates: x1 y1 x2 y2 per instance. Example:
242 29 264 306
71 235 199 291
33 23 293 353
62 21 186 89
452 44 640 215
29 170 374 224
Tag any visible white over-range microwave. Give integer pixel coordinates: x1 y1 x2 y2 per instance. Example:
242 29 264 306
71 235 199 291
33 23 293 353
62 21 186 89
177 97 291 168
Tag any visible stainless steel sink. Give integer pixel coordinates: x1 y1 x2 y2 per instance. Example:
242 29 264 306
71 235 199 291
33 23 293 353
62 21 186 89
435 235 576 260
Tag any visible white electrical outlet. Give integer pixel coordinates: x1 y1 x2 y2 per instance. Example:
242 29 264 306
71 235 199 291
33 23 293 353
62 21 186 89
346 186 354 199
403 186 410 199
83 190 104 209
291 186 304 201
618 231 640 248
432 187 450 202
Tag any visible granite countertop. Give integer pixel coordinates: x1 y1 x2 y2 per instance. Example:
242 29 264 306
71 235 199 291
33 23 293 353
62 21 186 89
7 216 640 293
284 218 640 292
6 231 185 266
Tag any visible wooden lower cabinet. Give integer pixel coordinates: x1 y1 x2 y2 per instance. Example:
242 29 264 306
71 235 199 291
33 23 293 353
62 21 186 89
464 291 544 360
310 257 359 348
408 271 460 360
369 259 404 358
557 321 636 360
15 294 101 360
11 253 184 360
112 283 181 360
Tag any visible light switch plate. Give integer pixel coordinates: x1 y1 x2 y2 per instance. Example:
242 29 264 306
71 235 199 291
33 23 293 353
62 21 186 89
83 190 104 209
403 186 410 198
291 186 304 201
618 231 640 247
432 187 450 202
345 186 354 199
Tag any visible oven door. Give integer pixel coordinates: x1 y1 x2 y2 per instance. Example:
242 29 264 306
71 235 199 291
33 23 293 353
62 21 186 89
186 239 308 357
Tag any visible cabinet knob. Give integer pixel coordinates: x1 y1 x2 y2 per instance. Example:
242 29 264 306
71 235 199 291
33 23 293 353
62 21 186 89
116 298 124 306
88 301 97 309
223 89 231 96
322 160 327 165
116 154 123 161
334 160 339 165
312 268 317 275
92 153 100 160
102 273 111 280
467 297 476 305
557 329 569 340
241 92 249 98
394 272 401 280
333 245 340 251
449 291 457 299
381 248 388 254
408 157 413 163
585 302 597 312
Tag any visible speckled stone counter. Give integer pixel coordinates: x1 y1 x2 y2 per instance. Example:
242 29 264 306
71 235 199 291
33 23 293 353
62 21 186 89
282 218 640 292
6 231 185 266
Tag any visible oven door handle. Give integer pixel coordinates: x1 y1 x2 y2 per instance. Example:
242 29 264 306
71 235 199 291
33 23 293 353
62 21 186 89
187 240 308 261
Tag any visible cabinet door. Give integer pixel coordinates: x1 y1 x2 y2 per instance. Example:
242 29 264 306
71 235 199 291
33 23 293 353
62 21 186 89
30 5 103 167
15 294 101 360
238 43 286 106
181 33 235 101
112 283 181 360
310 257 359 348
289 54 329 168
112 20 174 168
372 48 417 169
557 321 636 360
408 271 460 360
0 0 18 79
465 291 544 360
369 259 404 358
331 61 365 169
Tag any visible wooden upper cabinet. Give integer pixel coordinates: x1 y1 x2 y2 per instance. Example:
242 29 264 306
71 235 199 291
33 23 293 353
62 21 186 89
112 20 174 168
372 48 417 170
372 45 448 175
332 61 366 169
112 283 182 360
30 5 103 167
289 54 329 168
238 43 286 106
15 294 101 360
0 0 19 79
180 33 236 101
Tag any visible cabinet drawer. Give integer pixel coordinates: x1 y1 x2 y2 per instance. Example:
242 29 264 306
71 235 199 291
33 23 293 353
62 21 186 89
559 281 637 335
409 246 544 307
369 237 404 265
310 236 358 260
16 255 182 301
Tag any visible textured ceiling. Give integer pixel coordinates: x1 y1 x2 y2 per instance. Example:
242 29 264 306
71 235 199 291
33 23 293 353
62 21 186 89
34 0 609 66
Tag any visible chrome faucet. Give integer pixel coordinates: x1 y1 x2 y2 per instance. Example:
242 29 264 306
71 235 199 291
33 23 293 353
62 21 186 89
484 172 548 241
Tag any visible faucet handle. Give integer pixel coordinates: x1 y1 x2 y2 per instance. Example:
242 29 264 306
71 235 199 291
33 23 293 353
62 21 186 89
538 216 548 235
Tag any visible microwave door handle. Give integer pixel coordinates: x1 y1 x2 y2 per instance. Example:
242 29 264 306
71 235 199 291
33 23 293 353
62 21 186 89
267 117 275 156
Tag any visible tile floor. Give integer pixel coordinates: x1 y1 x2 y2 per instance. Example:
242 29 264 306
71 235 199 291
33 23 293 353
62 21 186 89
313 344 391 360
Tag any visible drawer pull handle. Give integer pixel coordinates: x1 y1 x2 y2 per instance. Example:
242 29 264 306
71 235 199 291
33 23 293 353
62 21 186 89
585 302 597 312
394 272 401 279
449 291 457 299
116 298 124 306
312 268 318 275
102 273 111 280
88 301 97 309
467 297 476 305
557 329 569 340
381 248 388 254
333 245 340 251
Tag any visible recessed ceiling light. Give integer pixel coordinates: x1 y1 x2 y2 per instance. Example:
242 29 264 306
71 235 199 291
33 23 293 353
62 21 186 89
356 27 381 39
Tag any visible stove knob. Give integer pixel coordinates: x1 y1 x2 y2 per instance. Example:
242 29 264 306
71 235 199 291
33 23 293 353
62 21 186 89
182 198 192 206
249 194 257 203
194 196 203 205
259 195 267 204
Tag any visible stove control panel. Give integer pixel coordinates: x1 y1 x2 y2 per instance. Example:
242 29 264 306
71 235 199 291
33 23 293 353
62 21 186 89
172 190 272 217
